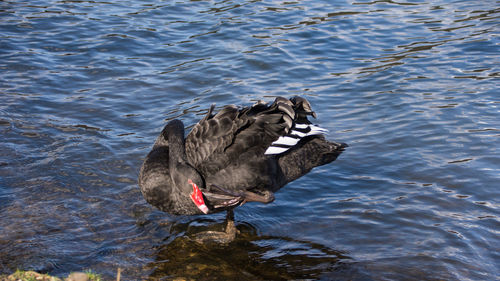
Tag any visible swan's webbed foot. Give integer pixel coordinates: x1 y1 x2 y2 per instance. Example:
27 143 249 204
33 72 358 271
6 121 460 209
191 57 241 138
193 209 239 244
207 184 275 208
241 189 275 204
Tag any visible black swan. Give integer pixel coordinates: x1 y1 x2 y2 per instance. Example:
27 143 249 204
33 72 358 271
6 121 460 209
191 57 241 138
139 97 347 243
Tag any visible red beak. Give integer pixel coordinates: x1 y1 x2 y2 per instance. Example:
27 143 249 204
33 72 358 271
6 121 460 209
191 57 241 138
188 179 209 214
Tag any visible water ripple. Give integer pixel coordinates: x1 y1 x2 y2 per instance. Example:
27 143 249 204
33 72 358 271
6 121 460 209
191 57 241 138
1 0 499 279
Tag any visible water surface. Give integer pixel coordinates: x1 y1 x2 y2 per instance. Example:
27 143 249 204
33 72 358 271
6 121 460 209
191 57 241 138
1 0 499 280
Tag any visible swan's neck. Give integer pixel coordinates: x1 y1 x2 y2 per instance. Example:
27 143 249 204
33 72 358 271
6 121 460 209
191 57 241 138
166 120 187 165
165 120 200 196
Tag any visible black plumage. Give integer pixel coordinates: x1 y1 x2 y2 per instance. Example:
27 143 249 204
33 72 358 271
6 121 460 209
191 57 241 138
139 96 347 223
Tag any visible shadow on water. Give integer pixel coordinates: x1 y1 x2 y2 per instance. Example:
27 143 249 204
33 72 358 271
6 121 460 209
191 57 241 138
145 218 367 280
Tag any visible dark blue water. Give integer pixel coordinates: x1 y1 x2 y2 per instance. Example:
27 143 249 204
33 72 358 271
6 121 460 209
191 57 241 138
1 0 499 280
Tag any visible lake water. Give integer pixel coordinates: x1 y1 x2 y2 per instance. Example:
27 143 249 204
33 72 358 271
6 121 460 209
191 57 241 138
1 0 499 280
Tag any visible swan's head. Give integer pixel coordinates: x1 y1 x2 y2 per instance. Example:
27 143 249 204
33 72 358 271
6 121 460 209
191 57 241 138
170 161 208 214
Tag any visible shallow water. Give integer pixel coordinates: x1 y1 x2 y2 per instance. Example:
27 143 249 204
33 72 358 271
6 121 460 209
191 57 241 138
1 0 499 280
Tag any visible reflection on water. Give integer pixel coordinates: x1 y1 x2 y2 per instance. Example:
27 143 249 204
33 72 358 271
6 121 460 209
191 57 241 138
147 220 360 280
1 0 499 280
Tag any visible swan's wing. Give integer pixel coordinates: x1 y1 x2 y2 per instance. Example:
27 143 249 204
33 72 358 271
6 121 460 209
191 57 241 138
185 97 325 176
263 96 327 155
185 104 243 172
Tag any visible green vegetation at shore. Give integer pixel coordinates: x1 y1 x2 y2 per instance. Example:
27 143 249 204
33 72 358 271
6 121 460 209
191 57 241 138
0 270 104 281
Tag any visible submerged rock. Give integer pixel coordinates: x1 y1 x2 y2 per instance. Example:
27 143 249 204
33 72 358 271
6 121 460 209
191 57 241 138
66 272 89 281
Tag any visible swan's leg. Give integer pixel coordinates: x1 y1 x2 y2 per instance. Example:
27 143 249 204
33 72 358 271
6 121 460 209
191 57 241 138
224 209 238 238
